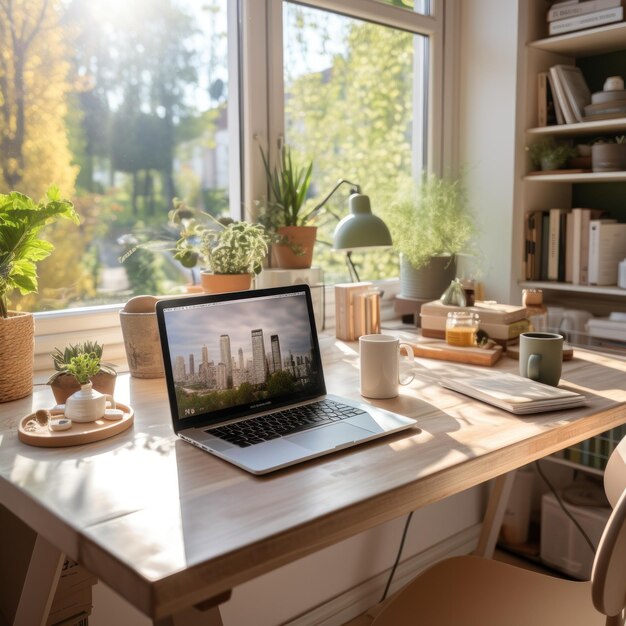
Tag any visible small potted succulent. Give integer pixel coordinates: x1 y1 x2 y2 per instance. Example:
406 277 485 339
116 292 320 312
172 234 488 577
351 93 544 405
591 136 626 172
526 138 577 172
47 341 117 404
63 351 116 423
259 143 316 269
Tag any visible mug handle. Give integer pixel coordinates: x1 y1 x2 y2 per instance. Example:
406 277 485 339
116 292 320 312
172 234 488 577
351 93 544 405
398 343 415 386
527 353 541 382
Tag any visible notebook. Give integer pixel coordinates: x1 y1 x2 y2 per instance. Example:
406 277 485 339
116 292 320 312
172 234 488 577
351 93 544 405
156 284 417 474
440 372 586 415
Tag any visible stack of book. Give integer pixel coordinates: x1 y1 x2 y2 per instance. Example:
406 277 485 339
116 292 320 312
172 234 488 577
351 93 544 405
420 300 529 345
524 209 626 285
547 0 624 36
538 64 591 125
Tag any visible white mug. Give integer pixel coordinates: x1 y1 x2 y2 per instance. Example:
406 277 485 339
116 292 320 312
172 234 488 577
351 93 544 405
359 334 414 399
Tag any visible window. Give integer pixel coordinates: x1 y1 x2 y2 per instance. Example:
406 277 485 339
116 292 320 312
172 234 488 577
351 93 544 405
0 0 237 312
249 0 443 283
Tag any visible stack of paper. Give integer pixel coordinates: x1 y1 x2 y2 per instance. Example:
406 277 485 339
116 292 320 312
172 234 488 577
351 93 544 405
440 373 586 415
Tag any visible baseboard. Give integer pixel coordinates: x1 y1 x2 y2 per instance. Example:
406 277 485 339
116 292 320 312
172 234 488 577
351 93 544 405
284 524 481 626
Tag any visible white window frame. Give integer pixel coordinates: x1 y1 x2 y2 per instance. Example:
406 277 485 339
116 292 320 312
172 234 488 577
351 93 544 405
33 0 460 365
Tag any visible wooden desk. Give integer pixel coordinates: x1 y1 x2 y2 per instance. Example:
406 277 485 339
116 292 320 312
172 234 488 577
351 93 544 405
1 332 626 625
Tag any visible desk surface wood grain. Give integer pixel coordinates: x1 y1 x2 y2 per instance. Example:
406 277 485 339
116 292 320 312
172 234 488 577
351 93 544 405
1 331 625 619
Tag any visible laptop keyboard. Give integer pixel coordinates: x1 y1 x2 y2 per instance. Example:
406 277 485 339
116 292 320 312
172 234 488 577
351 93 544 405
206 399 367 448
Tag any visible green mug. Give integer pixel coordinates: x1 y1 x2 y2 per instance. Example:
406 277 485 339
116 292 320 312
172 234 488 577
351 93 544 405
519 332 563 387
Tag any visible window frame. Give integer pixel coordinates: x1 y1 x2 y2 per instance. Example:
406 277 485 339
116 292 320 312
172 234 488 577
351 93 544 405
34 0 460 353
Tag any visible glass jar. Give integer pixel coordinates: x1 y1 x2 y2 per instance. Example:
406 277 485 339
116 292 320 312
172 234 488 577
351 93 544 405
445 312 479 347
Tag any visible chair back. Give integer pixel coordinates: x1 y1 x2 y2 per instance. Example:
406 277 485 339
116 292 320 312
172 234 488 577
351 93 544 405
591 435 626 619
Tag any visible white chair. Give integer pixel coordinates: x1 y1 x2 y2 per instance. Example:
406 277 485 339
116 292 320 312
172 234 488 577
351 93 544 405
348 437 626 626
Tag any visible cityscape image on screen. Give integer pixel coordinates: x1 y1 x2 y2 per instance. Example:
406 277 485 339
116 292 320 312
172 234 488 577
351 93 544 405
163 294 320 419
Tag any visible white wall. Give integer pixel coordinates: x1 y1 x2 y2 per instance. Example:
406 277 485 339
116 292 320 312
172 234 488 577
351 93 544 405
458 0 520 304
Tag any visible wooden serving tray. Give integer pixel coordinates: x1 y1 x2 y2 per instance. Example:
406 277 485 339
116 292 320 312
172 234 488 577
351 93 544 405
406 340 503 367
18 402 134 448
506 344 574 361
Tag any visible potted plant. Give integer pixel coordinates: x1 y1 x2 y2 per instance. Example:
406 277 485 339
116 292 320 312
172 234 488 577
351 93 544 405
172 213 269 293
384 173 474 300
47 341 117 404
63 352 115 423
592 136 626 172
259 143 316 269
526 138 577 172
0 187 78 403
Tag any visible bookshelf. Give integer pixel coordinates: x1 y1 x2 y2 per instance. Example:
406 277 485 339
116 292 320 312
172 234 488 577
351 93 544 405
517 2 626 473
517 2 626 306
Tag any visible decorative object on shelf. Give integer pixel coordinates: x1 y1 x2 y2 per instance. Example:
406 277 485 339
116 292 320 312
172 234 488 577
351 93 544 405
63 352 116 423
47 341 117 404
120 295 165 379
522 288 548 332
526 138 577 171
604 75 624 91
584 75 626 120
259 142 316 269
0 187 79 403
591 136 626 172
384 173 474 300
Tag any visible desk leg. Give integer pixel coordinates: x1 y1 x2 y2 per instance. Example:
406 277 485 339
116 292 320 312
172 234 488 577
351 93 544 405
474 471 516 558
154 592 230 626
14 534 64 626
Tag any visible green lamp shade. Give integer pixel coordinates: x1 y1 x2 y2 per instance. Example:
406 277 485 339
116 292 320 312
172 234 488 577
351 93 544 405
332 193 392 251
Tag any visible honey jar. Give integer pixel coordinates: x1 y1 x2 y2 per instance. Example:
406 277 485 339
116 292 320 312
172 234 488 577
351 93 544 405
445 312 479 347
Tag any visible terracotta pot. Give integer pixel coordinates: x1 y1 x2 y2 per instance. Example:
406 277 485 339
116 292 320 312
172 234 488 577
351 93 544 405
399 254 457 300
273 226 317 269
200 272 253 294
48 371 117 405
0 312 34 403
120 311 165 378
592 143 626 172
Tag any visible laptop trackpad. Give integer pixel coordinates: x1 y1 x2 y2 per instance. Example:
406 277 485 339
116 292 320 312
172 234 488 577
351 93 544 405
287 423 371 452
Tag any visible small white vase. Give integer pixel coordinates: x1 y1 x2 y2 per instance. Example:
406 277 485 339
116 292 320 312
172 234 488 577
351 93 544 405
65 382 115 423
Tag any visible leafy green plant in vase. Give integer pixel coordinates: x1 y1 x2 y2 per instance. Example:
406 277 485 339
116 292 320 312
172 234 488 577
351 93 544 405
259 143 316 269
63 352 116 423
526 138 577 172
0 187 78 402
384 173 474 300
47 341 117 404
194 217 269 293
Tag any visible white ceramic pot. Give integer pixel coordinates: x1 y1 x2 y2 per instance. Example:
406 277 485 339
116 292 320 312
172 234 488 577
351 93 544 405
65 382 115 423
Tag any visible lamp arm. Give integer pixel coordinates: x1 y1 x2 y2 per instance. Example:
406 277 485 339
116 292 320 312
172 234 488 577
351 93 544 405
302 179 361 223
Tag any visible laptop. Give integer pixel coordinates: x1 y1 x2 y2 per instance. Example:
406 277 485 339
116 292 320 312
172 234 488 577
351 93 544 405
155 284 417 474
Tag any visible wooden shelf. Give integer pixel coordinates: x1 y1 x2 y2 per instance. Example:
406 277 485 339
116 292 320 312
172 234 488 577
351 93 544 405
524 171 626 182
529 21 626 57
527 118 626 137
520 281 626 297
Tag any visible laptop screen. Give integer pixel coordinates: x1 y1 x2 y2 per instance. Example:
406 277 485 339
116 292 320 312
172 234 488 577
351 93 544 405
156 285 326 432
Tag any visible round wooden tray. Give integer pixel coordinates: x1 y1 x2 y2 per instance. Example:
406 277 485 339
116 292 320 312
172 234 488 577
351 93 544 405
18 402 134 448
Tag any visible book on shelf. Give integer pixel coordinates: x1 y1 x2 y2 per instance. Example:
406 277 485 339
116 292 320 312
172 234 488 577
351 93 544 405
588 221 626 285
548 208 568 281
524 210 545 280
573 208 603 285
419 300 528 325
439 372 587 415
547 0 623 21
549 67 577 125
537 72 558 127
553 64 591 123
547 70 566 125
541 212 550 280
548 5 624 34
565 211 575 283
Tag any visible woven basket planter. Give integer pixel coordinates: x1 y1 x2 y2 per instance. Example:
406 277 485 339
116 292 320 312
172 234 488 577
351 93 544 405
0 312 34 403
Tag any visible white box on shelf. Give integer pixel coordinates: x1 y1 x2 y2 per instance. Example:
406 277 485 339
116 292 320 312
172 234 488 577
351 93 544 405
255 267 324 329
540 491 610 580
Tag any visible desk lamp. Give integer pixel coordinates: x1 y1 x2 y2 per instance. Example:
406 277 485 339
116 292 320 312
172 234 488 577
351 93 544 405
322 181 392 282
